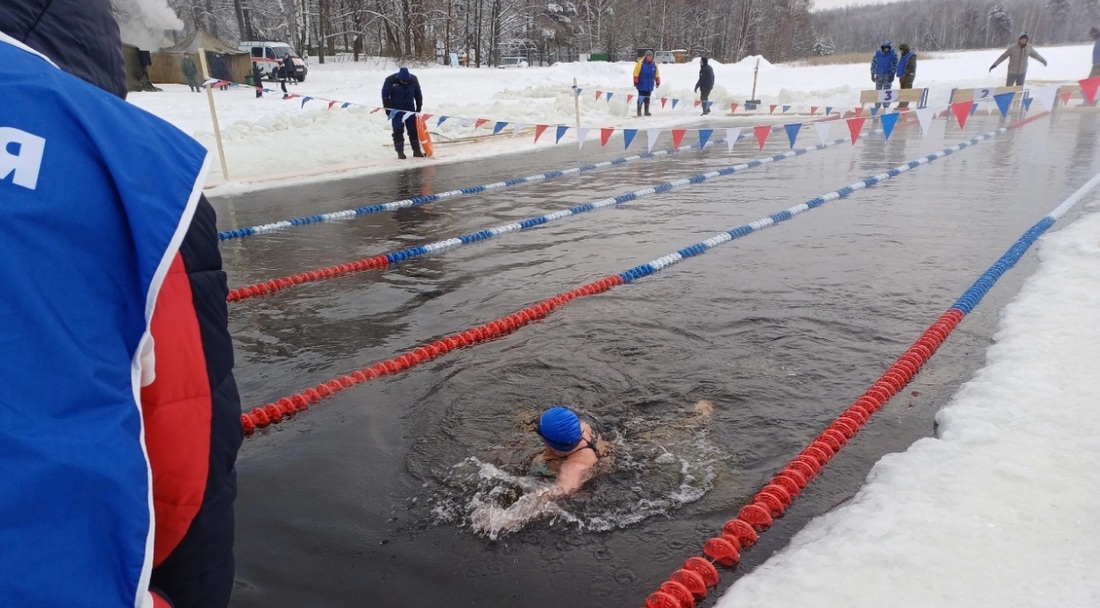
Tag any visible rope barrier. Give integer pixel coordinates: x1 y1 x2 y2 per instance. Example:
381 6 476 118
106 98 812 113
227 117 892 303
643 113 1078 608
239 112 1046 435
217 123 812 242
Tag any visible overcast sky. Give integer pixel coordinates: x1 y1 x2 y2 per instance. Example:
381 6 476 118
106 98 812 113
813 0 905 10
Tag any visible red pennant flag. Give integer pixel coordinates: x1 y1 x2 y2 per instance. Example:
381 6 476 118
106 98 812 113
596 90 604 100
328 100 337 109
854 107 864 117
627 94 635 104
422 113 433 122
1060 91 1073 107
950 101 973 129
754 125 771 150
671 129 686 151
810 106 818 116
371 107 381 114
769 104 777 114
660 97 668 108
286 93 300 100
1080 76 1100 105
847 117 866 145
474 118 489 129
693 100 701 108
600 128 614 146
534 124 549 143
730 102 739 113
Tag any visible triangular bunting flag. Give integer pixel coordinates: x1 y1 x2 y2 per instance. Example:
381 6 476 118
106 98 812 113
555 125 569 144
534 124 548 143
825 106 833 116
754 125 771 150
968 103 978 116
627 94 635 104
698 129 714 150
915 107 935 135
784 123 802 148
993 92 1014 118
646 129 661 153
814 121 833 145
782 105 791 113
577 127 591 149
513 123 527 138
950 101 973 129
387 109 398 119
437 115 449 126
693 100 701 108
810 106 818 116
1030 86 1058 111
328 100 338 109
660 97 668 108
300 96 313 108
575 88 583 97
1023 97 1034 110
1060 91 1072 106
421 113 433 122
341 102 350 109
725 128 742 152
595 90 603 100
769 104 777 114
607 92 614 102
623 128 638 149
745 102 758 111
847 117 866 145
854 107 864 117
474 118 489 129
1079 76 1100 105
671 129 686 151
492 121 508 135
880 112 900 140
672 98 680 109
730 102 739 113
600 128 614 146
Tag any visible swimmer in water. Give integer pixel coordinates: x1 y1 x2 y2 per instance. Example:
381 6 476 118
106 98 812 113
527 406 612 495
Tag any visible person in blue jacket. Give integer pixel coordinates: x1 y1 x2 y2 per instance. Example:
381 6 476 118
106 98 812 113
0 1 242 607
870 40 898 108
633 50 661 117
382 66 424 159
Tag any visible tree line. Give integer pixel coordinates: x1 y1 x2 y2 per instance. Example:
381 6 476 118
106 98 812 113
142 0 1086 66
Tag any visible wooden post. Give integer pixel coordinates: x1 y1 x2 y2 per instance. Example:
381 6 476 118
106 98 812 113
573 77 581 128
197 48 230 181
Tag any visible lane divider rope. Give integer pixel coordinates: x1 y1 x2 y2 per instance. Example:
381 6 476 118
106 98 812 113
217 117 849 242
227 117 906 303
643 115 1091 608
239 112 1046 435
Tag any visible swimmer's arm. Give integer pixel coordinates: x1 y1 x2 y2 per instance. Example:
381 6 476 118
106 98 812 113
553 460 590 495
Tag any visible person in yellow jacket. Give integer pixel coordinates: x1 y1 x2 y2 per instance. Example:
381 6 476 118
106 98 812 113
633 50 661 116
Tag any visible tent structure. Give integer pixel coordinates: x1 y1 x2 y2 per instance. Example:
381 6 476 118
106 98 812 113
148 28 252 86
121 43 159 93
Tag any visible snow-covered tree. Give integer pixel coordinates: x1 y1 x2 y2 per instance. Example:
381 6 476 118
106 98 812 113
810 36 835 56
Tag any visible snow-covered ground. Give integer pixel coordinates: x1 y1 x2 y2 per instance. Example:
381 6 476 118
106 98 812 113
127 45 1097 192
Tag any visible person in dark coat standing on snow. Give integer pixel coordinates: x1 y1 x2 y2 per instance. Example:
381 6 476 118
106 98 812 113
251 61 264 98
0 1 243 607
870 40 898 108
896 43 917 108
382 66 424 159
695 57 715 115
989 33 1047 87
1088 26 1100 78
181 53 200 92
633 50 660 117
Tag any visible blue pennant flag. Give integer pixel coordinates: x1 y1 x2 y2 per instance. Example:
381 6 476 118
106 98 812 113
969 102 979 116
825 106 833 116
493 121 508 135
993 92 1014 118
782 105 791 113
870 106 880 116
623 128 638 149
301 96 313 108
575 88 583 97
555 125 569 144
606 92 614 102
698 129 714 150
388 109 398 120
437 115 449 126
784 123 802 148
340 102 350 109
1022 97 1034 111
672 98 680 109
745 102 757 111
880 112 900 140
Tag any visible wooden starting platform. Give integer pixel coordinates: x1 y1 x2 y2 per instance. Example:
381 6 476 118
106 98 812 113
859 87 929 108
948 85 1024 105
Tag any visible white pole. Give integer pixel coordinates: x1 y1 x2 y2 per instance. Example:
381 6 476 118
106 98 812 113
197 48 230 182
573 77 581 129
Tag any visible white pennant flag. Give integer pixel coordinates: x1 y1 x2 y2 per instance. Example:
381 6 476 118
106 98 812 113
513 123 527 138
814 121 833 146
646 129 662 153
1029 86 1058 112
915 107 935 136
576 127 591 149
725 128 742 153
458 117 474 127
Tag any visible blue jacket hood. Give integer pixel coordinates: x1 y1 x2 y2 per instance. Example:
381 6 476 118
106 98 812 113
0 0 126 98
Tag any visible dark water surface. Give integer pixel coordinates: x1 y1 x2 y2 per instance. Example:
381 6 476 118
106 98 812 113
216 110 1100 608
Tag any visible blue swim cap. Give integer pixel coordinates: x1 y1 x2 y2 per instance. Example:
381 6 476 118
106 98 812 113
538 407 582 452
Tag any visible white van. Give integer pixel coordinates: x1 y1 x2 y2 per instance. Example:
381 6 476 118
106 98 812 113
239 41 308 81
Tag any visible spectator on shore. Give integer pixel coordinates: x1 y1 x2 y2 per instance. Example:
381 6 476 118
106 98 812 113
870 40 898 108
896 43 917 108
252 62 264 98
695 56 715 115
382 66 424 159
633 50 660 117
1090 27 1100 78
989 33 1048 87
181 53 199 92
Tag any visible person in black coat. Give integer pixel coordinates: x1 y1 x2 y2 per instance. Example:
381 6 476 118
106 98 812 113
695 57 715 115
382 67 424 159
251 62 264 98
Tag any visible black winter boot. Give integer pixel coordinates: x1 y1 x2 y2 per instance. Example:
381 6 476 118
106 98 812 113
412 150 424 158
644 98 652 116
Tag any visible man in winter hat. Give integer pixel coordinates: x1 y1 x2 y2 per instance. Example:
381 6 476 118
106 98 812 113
990 33 1048 87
